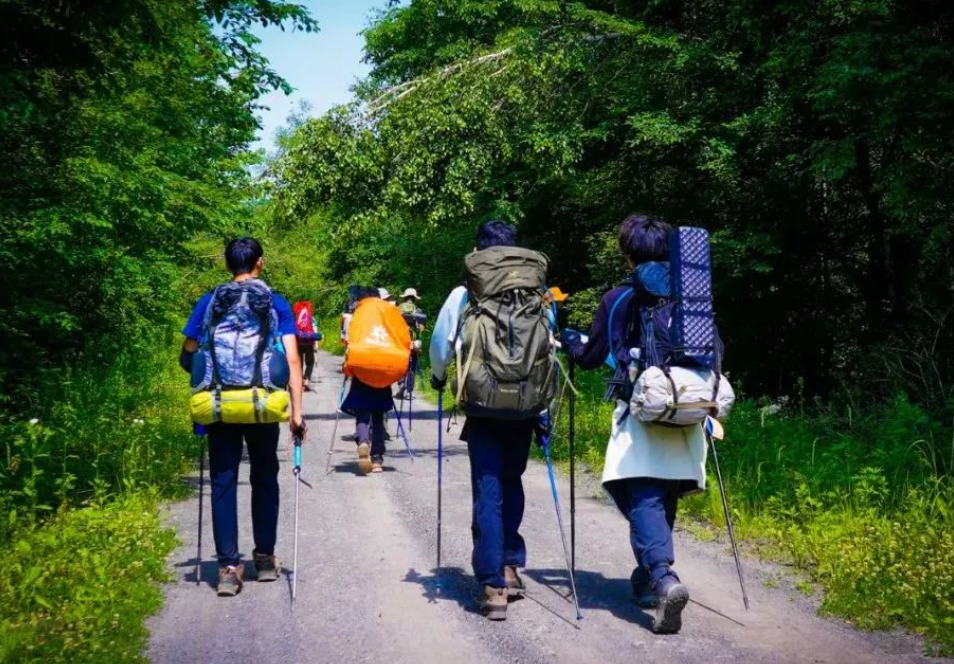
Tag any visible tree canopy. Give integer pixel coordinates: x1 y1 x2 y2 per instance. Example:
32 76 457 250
273 0 954 408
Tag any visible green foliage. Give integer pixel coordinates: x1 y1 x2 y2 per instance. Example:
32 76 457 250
0 494 177 664
0 0 316 404
273 0 954 410
0 331 197 540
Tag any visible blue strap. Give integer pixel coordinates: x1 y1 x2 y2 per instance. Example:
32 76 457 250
605 288 634 370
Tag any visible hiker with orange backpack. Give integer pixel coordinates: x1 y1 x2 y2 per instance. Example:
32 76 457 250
340 287 412 475
293 300 322 391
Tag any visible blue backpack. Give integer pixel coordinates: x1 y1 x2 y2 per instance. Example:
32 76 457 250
605 227 722 401
190 279 290 392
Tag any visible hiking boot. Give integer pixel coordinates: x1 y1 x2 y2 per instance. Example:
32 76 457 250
357 441 372 475
480 585 508 621
504 565 526 597
631 566 657 608
371 455 384 473
217 565 244 597
652 575 689 634
253 551 280 582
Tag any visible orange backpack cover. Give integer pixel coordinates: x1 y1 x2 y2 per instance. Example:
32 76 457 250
343 298 412 388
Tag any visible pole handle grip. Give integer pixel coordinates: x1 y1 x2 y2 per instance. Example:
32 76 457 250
293 436 302 469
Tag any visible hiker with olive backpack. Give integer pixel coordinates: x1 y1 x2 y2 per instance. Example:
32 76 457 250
429 220 559 621
180 237 306 597
561 214 735 634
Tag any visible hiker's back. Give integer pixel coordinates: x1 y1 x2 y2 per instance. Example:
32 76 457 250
454 246 556 419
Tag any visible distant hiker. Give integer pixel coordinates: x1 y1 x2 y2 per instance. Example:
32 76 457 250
341 287 411 474
341 285 360 344
430 220 557 621
293 300 322 391
395 288 426 401
180 237 305 597
561 213 733 633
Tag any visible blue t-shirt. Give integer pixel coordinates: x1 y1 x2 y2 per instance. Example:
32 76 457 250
182 288 297 340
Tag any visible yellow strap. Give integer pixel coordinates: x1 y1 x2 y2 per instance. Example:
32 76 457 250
455 326 480 405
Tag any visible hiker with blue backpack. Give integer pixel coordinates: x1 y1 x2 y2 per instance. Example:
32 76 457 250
561 214 735 634
430 220 561 621
180 237 306 597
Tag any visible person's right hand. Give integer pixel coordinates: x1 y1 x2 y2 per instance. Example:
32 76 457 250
430 373 447 391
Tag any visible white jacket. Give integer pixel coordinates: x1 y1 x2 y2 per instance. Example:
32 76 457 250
602 400 707 493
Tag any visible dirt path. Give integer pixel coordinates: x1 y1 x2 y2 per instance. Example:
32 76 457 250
148 351 939 664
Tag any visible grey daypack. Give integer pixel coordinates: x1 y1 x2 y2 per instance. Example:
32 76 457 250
453 246 557 419
190 279 290 392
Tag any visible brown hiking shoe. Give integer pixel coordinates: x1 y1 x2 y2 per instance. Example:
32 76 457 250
480 585 508 621
505 566 525 597
371 455 384 473
253 551 280 582
217 564 244 597
357 441 372 475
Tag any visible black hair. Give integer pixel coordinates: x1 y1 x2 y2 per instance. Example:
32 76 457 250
356 286 380 301
618 213 672 266
224 237 264 275
476 220 518 250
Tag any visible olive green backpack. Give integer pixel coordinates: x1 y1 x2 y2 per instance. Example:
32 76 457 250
453 246 557 420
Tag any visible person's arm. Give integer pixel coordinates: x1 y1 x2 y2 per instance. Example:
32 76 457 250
429 286 467 385
282 333 305 435
179 293 210 372
563 290 619 370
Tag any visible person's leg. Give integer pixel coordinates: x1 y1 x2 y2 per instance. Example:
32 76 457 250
370 410 386 458
354 410 372 474
207 424 244 568
627 478 677 584
500 422 533 570
405 353 417 395
466 423 507 590
302 345 315 383
245 424 280 558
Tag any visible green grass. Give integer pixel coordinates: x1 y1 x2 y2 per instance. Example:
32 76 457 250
547 372 954 654
0 327 197 663
0 494 177 664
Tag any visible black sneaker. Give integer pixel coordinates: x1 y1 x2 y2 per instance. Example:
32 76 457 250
631 567 657 608
217 565 244 597
371 455 384 473
253 551 280 582
652 575 689 634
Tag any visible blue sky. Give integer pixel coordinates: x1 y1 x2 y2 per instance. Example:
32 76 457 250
252 1 392 151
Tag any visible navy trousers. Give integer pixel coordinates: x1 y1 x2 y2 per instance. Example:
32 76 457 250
611 477 681 584
355 409 387 457
463 417 534 588
207 423 280 567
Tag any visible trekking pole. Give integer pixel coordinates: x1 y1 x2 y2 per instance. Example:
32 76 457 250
194 425 206 586
568 358 577 576
436 390 444 586
704 417 749 610
291 430 307 604
392 405 414 461
541 429 583 621
325 375 348 474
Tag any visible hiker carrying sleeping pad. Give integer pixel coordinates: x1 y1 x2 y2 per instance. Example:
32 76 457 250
340 287 412 475
429 220 558 621
179 237 306 597
561 213 735 634
395 288 426 401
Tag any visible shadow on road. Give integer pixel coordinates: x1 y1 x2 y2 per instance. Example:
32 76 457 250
402 567 481 614
524 568 656 632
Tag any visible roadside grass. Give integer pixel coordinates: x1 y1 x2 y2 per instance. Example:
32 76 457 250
0 328 196 663
0 494 177 664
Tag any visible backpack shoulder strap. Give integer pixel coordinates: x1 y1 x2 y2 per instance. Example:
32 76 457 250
605 287 635 370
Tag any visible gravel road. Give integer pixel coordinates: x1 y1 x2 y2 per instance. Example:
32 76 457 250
148 351 940 664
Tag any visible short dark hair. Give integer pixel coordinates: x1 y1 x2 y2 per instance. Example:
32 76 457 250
225 237 264 275
618 213 671 265
476 220 518 250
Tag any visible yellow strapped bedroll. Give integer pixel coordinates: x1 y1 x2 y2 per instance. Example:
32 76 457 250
190 388 290 425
